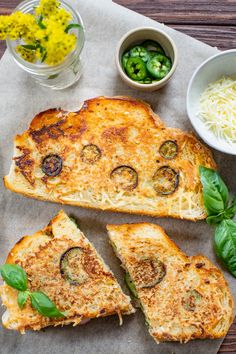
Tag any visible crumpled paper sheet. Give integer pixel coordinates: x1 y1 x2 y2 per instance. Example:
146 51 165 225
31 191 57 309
0 0 235 353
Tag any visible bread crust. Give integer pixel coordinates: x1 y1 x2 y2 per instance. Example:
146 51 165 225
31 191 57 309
0 211 134 332
4 96 216 221
107 222 235 343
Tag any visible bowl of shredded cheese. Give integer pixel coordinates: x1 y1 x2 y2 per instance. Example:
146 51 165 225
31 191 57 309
187 49 236 155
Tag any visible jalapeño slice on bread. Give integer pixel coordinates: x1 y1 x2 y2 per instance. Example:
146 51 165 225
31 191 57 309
0 211 134 332
107 223 234 343
4 96 216 221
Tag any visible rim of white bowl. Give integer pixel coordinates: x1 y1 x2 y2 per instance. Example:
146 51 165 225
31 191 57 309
186 49 236 155
116 27 178 89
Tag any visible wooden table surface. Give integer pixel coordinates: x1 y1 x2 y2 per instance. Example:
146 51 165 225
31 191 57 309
0 1 236 353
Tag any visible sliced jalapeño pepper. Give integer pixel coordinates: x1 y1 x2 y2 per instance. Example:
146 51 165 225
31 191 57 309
122 52 130 70
126 57 147 81
129 46 150 62
149 50 159 58
146 54 171 80
142 40 165 55
137 77 153 84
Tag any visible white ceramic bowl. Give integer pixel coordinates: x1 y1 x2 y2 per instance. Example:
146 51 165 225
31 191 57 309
187 49 236 155
116 27 178 92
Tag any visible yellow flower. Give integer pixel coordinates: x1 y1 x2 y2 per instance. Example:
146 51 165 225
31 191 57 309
36 0 60 17
0 15 9 40
45 8 72 29
43 29 76 65
15 13 39 42
34 28 46 42
0 12 38 41
0 13 24 40
16 45 36 63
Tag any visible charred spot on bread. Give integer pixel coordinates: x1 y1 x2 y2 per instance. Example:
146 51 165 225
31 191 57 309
30 120 65 143
132 258 166 289
42 154 63 177
159 140 178 159
195 262 205 269
110 166 138 191
153 166 179 195
13 147 35 185
182 289 202 312
60 247 89 285
81 144 101 164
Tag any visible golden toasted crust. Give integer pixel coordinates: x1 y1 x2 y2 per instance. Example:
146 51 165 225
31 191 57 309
107 223 234 343
0 211 134 332
4 96 216 221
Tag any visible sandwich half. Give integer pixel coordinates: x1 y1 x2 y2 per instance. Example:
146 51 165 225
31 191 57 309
0 211 134 332
107 223 234 343
4 96 216 221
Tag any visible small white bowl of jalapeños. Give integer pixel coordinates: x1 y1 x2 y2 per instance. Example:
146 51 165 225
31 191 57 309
116 27 178 91
187 49 236 155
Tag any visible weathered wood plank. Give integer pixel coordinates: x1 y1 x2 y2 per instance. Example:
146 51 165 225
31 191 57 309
169 25 236 50
1 0 236 24
115 0 236 25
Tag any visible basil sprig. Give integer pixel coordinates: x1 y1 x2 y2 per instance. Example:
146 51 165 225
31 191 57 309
214 220 236 277
0 264 65 318
199 166 236 225
199 167 228 217
199 166 236 277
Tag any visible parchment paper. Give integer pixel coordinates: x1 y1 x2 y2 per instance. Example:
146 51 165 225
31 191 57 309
0 1 235 353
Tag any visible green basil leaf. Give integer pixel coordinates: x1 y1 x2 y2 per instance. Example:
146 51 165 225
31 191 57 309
0 264 28 291
214 219 236 277
224 206 236 220
199 166 229 216
207 195 236 224
65 23 81 33
30 291 65 318
206 213 225 225
18 291 30 309
224 195 236 219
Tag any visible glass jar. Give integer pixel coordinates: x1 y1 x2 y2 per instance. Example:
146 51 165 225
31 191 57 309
7 0 85 90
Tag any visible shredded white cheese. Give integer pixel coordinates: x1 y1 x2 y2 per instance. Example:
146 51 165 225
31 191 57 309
198 77 236 144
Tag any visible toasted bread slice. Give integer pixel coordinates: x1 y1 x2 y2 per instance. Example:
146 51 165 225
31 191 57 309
0 211 134 333
107 223 234 343
4 96 216 220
